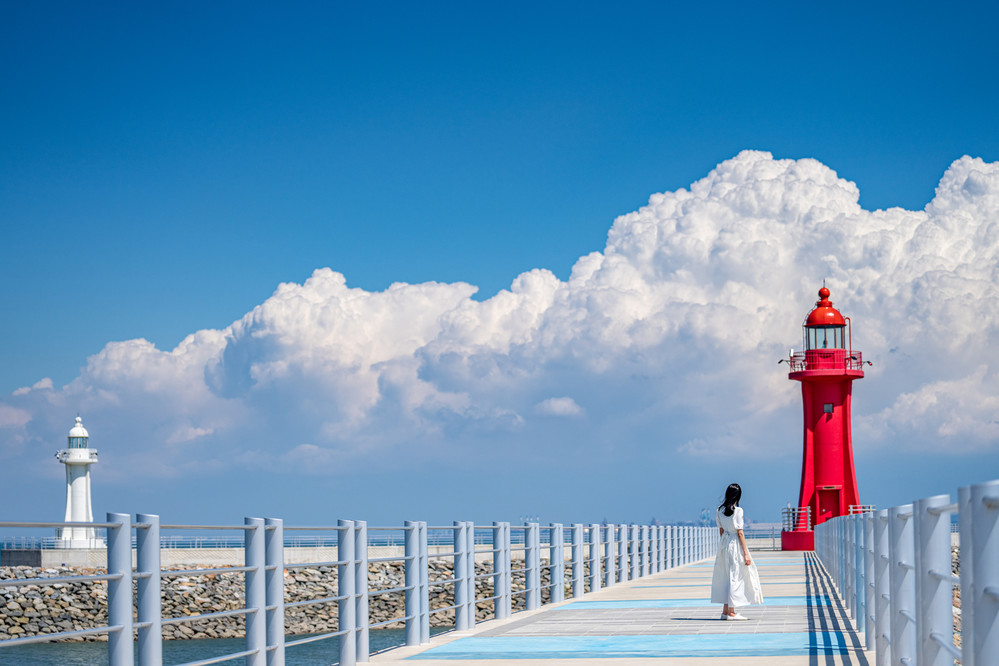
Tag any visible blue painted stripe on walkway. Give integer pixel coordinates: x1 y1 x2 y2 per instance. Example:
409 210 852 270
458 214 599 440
407 632 853 659
639 582 806 588
687 563 802 568
635 584 719 588
554 595 832 609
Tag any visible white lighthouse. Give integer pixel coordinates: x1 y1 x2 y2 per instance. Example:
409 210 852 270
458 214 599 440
54 416 104 548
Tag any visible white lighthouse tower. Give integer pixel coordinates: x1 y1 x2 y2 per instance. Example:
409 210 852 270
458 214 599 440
54 416 104 548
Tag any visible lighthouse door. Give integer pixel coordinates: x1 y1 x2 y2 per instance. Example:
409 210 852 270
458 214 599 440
818 488 841 523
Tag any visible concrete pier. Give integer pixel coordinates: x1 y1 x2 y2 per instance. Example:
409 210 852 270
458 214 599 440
372 550 872 664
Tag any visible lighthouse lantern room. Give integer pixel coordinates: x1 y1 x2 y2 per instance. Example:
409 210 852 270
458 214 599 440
54 416 104 548
781 287 867 551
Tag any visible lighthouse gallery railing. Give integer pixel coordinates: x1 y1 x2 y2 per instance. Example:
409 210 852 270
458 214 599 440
814 477 998 666
789 349 864 372
0 517 718 665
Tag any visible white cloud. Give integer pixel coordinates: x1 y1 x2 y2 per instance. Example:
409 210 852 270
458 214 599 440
0 405 31 429
535 397 584 417
3 151 999 478
12 378 53 396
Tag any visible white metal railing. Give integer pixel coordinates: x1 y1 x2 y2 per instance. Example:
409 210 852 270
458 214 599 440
782 505 812 531
0 516 719 665
814 478 998 666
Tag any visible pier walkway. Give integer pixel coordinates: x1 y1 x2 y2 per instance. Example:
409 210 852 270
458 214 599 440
373 550 871 665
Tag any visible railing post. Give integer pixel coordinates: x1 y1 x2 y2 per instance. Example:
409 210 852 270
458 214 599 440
874 509 890 666
571 524 583 598
453 521 470 629
958 485 974 666
629 525 639 580
491 522 509 620
913 494 952 666
338 519 356 666
838 518 845 596
550 523 564 603
651 525 659 572
136 513 161 666
665 525 672 569
856 514 866 636
845 515 855 621
604 525 615 587
628 524 641 580
503 523 512 620
970 479 999 666
405 521 419 645
631 525 649 578
657 526 665 572
265 517 285 666
852 515 860 622
648 525 656 573
888 504 916 666
245 517 266 666
355 520 369 660
525 523 540 610
614 525 628 583
864 512 875 649
588 523 601 593
466 522 476 626
642 525 650 576
616 525 626 581
420 522 430 642
649 525 655 572
107 512 133 666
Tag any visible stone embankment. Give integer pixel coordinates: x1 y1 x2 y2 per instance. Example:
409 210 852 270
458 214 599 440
2 560 586 642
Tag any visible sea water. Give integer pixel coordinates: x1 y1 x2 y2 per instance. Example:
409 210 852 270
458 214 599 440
0 627 449 665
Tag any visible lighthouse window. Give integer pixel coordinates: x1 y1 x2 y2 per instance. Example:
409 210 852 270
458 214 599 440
824 403 834 413
806 326 846 350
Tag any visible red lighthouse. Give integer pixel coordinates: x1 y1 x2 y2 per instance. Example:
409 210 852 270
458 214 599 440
781 286 866 551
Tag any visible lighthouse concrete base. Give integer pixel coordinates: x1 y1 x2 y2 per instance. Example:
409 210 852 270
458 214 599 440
781 530 814 551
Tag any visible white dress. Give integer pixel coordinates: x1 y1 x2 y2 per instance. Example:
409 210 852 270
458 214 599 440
709 506 763 606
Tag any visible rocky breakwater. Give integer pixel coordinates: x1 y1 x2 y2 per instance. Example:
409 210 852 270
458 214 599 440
1 559 585 642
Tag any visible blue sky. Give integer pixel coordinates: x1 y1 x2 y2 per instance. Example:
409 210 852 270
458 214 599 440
2 2 998 528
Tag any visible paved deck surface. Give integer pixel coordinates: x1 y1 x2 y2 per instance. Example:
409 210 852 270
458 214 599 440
371 550 872 665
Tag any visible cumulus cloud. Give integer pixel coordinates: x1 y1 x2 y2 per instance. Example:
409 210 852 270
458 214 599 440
0 405 31 429
3 151 999 478
12 378 53 396
535 397 584 417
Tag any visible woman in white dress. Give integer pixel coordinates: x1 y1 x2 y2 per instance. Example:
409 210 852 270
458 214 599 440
710 483 763 620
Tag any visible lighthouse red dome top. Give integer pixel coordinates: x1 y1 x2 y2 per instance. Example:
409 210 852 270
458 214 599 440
805 287 846 327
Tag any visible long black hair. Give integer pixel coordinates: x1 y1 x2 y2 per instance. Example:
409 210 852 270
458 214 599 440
719 483 742 517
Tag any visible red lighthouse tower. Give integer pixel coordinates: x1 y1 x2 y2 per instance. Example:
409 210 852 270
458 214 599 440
781 286 866 551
